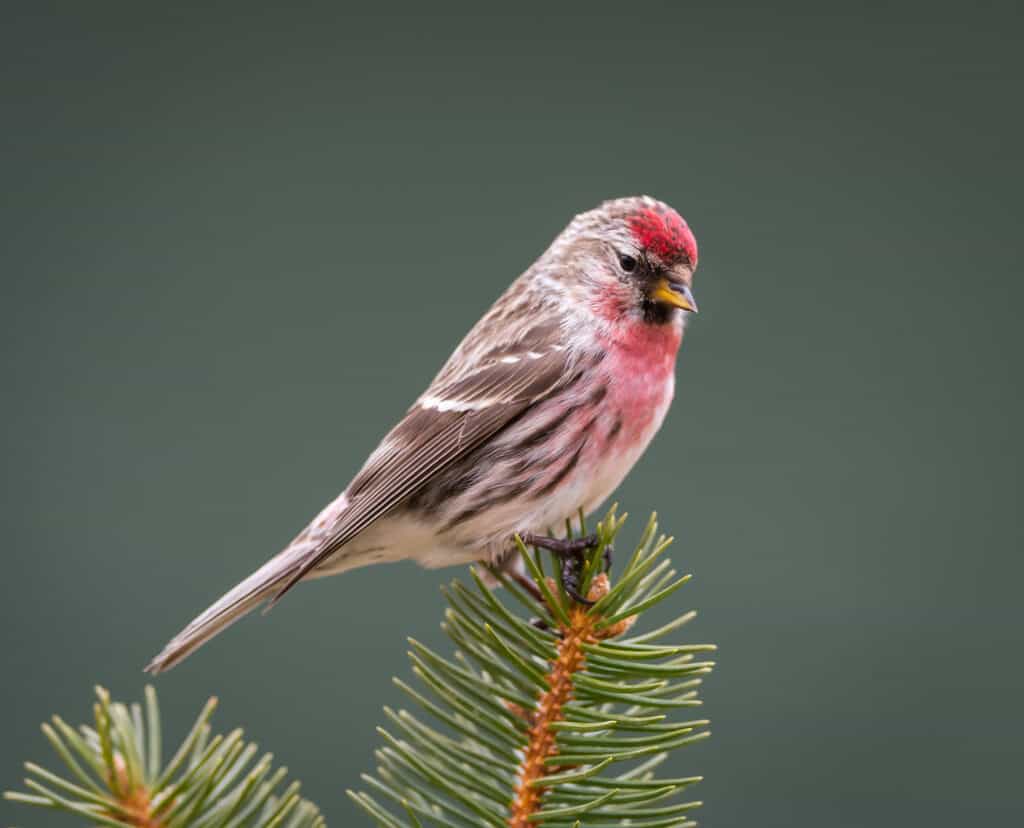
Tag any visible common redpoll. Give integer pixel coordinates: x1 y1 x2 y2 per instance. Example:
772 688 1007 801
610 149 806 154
146 196 699 673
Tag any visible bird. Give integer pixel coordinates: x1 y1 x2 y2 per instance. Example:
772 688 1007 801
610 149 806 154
145 195 699 673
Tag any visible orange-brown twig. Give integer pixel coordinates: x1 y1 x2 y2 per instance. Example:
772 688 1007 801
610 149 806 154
507 574 634 827
108 756 164 828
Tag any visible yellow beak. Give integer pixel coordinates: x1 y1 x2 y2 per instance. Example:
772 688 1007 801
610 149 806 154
651 278 699 313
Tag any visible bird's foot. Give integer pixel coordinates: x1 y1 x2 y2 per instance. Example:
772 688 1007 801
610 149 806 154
520 532 613 606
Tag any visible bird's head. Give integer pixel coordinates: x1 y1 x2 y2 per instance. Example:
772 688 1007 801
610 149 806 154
544 196 699 328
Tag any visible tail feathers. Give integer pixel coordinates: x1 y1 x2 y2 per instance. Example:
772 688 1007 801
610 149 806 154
145 547 309 674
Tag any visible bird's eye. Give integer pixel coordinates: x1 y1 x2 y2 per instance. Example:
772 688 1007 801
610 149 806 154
618 254 638 273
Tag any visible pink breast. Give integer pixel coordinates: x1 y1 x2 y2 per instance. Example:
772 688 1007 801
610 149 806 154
598 320 681 448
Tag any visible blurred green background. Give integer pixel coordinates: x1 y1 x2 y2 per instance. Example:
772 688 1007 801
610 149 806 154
2 2 1021 826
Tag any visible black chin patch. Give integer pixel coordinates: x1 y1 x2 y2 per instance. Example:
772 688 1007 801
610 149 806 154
642 299 676 326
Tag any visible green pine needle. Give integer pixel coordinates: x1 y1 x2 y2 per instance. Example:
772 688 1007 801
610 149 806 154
4 686 325 828
353 509 714 827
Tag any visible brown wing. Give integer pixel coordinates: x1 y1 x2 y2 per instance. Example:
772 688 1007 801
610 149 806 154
269 342 574 603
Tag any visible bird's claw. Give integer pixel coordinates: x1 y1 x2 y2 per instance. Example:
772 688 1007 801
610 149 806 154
561 555 595 606
521 531 609 606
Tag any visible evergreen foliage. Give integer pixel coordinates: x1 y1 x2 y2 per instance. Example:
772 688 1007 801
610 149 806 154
4 686 323 828
5 508 713 827
349 509 714 827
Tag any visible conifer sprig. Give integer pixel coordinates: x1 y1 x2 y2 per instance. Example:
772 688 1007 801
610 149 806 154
4 508 713 828
4 686 324 828
350 508 715 827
